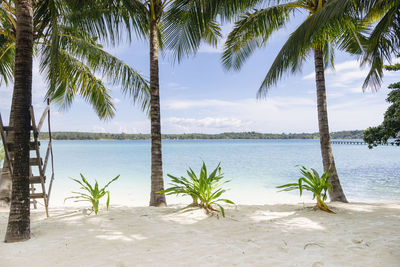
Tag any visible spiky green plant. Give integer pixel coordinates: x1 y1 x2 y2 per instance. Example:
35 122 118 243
162 170 200 207
277 166 334 213
160 162 234 217
65 174 120 215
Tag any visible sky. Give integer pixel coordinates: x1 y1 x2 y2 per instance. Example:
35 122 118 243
0 14 398 134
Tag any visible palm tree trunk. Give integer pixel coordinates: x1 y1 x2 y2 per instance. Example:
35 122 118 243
4 0 34 243
313 47 348 203
149 19 166 207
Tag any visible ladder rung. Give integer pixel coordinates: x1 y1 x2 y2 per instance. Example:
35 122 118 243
29 158 42 166
1 168 10 174
7 141 39 151
30 193 46 199
30 176 46 184
2 126 33 131
29 141 40 150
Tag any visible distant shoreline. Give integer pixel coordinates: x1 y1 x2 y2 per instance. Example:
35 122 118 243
38 130 365 140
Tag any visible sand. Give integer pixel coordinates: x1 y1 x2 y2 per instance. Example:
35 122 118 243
0 202 399 267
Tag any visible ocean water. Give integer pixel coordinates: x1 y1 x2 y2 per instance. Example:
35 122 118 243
37 139 400 207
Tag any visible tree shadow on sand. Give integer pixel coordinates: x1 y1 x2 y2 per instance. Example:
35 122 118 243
0 202 399 266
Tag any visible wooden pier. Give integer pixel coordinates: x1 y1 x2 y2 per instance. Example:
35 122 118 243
331 140 396 146
331 141 367 145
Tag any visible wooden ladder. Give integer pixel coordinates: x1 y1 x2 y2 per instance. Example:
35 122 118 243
0 100 55 217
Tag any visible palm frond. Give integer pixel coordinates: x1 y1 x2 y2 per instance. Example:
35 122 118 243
61 0 149 45
222 3 294 71
163 0 222 62
40 45 116 120
0 36 14 85
54 28 150 113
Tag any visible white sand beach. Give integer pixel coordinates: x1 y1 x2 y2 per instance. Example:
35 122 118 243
1 202 399 267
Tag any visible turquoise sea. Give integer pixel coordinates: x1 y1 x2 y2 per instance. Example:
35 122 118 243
41 139 400 207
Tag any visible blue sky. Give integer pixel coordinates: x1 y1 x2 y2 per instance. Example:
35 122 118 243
0 16 398 134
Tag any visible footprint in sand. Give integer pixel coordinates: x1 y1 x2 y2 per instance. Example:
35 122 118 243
350 239 371 248
279 240 288 253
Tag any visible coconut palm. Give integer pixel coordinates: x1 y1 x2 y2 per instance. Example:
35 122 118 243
0 0 149 118
222 0 353 202
0 0 150 205
4 0 34 243
71 0 240 207
296 0 400 90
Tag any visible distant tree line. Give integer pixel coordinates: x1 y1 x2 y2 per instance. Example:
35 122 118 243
38 130 365 140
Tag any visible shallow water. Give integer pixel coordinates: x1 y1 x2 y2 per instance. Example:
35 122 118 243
37 139 400 207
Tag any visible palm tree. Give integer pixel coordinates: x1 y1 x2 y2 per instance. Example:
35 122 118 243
300 1 400 148
73 0 230 207
222 0 352 202
292 0 400 90
0 0 150 205
4 0 34 243
0 0 149 118
143 0 250 206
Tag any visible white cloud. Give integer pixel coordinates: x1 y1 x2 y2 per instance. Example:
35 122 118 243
198 44 223 54
165 82 189 91
112 98 121 104
303 60 368 82
304 59 399 86
164 97 315 111
157 90 390 133
165 99 236 110
166 117 246 129
160 97 318 133
329 60 360 73
87 121 149 134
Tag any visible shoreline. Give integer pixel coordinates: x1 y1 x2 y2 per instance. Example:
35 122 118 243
1 202 399 266
37 138 363 141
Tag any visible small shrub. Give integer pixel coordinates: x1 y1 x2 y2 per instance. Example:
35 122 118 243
65 174 120 215
160 162 234 217
277 166 334 213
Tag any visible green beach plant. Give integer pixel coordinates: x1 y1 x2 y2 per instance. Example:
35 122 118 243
65 174 120 215
277 166 334 213
160 162 234 217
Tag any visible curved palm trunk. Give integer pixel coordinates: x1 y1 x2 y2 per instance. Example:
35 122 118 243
5 0 33 243
149 19 166 207
313 47 348 203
